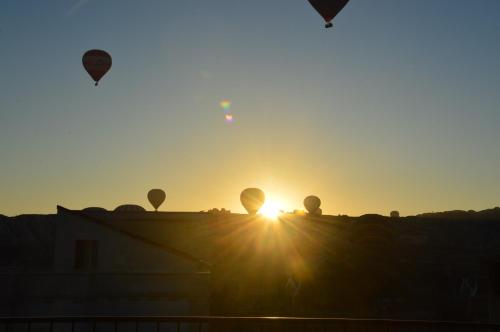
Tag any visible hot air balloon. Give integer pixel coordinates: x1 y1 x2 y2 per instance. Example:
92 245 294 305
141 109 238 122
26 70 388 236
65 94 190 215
390 210 400 218
240 188 265 215
115 204 146 212
147 189 166 211
304 195 321 214
82 49 112 86
307 0 350 28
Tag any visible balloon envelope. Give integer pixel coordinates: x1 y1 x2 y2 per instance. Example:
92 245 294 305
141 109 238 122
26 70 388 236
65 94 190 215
307 0 350 24
148 189 166 211
390 210 400 218
304 195 321 214
240 188 265 215
82 49 112 85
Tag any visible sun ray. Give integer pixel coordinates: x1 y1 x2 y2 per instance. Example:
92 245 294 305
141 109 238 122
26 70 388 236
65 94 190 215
259 199 283 220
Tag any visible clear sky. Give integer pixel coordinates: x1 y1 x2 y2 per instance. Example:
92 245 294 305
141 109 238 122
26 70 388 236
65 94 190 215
1 0 500 216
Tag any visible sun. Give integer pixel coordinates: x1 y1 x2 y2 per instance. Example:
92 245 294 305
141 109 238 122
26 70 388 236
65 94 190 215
259 199 283 220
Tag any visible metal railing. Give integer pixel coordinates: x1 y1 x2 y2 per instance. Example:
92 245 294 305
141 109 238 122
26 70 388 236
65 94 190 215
1 316 500 332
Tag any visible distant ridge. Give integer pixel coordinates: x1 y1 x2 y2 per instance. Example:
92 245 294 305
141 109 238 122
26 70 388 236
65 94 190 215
1 207 499 220
416 207 500 219
358 214 386 221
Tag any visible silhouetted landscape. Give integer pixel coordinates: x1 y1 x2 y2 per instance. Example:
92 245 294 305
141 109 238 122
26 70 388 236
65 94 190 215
2 205 500 322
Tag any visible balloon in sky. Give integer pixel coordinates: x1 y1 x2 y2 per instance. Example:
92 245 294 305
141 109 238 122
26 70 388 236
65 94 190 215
240 188 265 215
82 49 112 86
147 189 166 211
307 0 350 28
304 195 321 214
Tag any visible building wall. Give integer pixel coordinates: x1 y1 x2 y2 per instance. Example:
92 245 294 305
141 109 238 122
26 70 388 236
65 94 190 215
0 272 209 316
0 211 210 316
53 213 202 273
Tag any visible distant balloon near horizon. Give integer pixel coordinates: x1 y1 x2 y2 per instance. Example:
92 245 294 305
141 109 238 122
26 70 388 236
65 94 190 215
390 210 400 218
82 49 112 86
240 188 265 215
115 204 146 212
147 189 166 211
307 0 350 28
304 195 321 214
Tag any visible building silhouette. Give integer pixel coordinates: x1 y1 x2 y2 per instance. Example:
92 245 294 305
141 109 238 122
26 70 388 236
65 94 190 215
1 206 500 321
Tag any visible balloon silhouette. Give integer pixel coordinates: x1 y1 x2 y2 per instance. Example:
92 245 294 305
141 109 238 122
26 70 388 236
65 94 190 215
304 195 321 214
147 189 166 211
308 0 350 28
82 49 112 86
240 188 265 215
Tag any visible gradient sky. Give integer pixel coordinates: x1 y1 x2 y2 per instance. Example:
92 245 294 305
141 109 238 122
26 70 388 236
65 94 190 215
1 0 500 216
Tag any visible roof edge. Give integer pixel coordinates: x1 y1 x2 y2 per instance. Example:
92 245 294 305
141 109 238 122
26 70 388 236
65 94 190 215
57 206 211 270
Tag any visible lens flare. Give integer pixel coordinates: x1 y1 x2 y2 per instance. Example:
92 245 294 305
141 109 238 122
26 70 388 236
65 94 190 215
220 99 231 111
225 114 234 123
